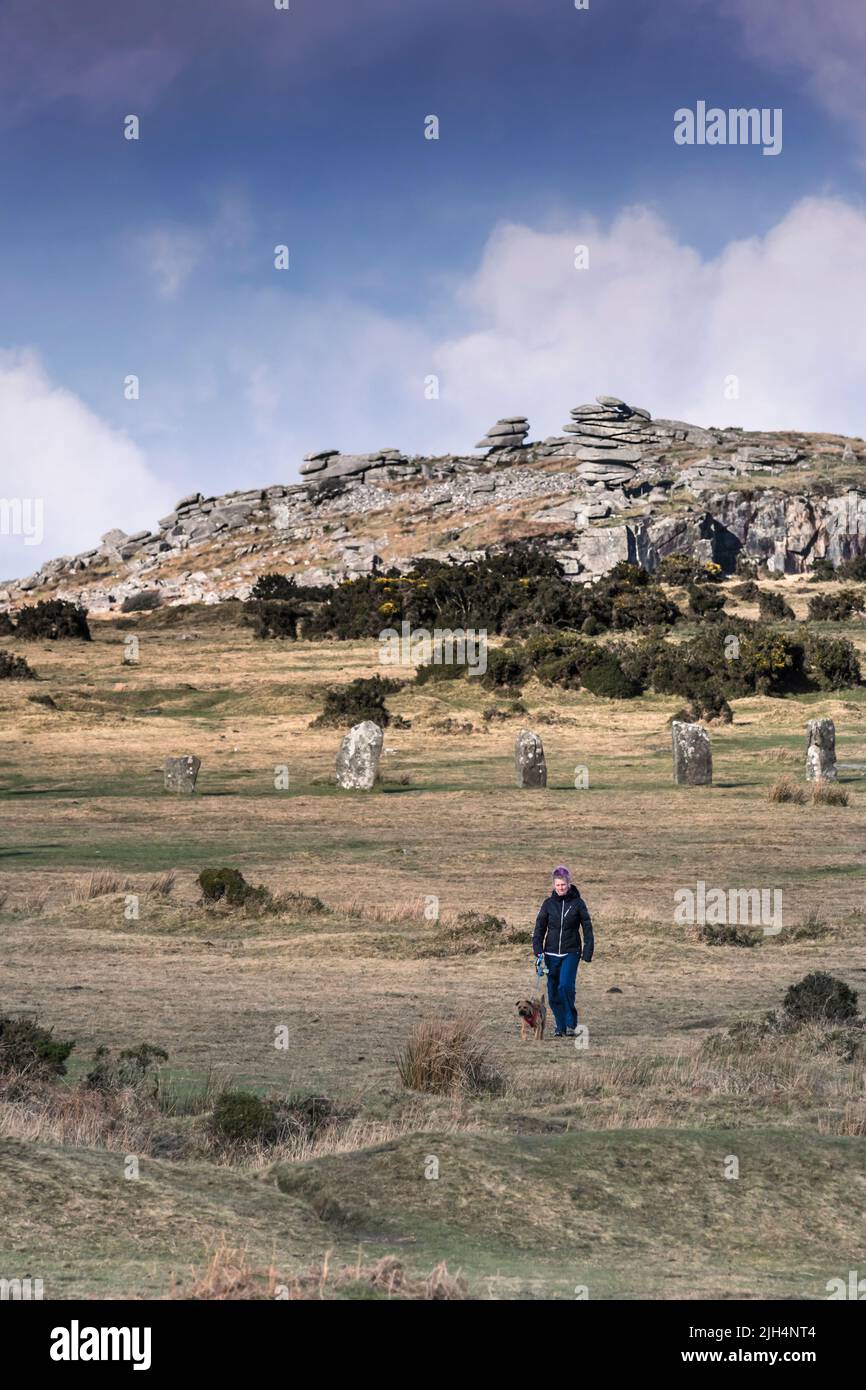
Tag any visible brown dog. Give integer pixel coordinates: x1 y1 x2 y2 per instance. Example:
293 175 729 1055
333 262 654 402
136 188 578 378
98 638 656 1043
516 995 547 1041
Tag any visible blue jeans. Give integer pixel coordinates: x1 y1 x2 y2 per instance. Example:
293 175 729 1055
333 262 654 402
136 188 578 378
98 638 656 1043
545 952 580 1032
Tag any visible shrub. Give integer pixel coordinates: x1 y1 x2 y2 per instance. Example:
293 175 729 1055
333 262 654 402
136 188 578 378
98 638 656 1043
121 590 162 613
758 590 795 621
698 923 761 947
809 558 837 581
805 634 861 690
245 600 300 640
0 1015 75 1079
837 555 866 582
0 650 36 680
396 1017 505 1096
0 611 14 635
730 580 759 602
14 599 91 640
479 646 527 690
415 660 468 686
782 972 858 1025
807 590 864 622
250 573 300 601
811 780 849 806
315 675 401 727
198 866 269 908
673 683 732 724
211 1090 281 1144
657 554 698 586
610 587 680 630
210 1088 341 1146
84 1042 168 1093
768 776 807 805
687 584 727 620
581 656 642 699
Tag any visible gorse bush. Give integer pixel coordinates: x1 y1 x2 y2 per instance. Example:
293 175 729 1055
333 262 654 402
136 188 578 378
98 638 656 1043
0 611 15 635
807 590 864 622
14 599 91 641
687 584 727 620
0 650 36 680
199 866 269 909
315 675 401 727
581 655 642 699
84 1042 168 1093
210 1088 341 1146
0 1015 75 1079
245 599 300 640
758 590 795 621
805 634 861 690
782 972 858 1025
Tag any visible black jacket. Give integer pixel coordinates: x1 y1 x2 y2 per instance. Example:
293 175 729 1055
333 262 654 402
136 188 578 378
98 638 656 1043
532 885 594 960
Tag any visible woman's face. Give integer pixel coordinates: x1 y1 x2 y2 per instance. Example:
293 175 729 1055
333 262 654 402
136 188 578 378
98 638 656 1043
553 877 569 895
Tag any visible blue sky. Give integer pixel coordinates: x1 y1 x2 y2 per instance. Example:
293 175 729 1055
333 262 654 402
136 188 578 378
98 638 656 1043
2 0 866 573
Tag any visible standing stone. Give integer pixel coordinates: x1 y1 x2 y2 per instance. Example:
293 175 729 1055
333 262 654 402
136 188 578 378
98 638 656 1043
515 730 547 788
806 718 837 781
671 722 712 786
164 754 201 794
336 721 384 790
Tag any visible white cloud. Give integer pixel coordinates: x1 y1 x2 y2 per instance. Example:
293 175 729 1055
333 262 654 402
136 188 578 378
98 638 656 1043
0 350 173 579
418 196 866 443
725 0 866 146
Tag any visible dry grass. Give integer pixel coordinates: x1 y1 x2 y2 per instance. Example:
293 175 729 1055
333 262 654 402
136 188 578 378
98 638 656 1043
396 1015 505 1096
69 870 135 902
148 870 176 896
768 775 807 804
0 1073 159 1152
811 779 850 806
170 1241 466 1300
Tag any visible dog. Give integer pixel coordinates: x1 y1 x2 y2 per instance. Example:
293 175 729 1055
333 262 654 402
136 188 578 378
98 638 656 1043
516 994 547 1041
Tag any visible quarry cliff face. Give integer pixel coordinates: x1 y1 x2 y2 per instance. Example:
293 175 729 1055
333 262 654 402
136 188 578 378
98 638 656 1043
3 395 865 612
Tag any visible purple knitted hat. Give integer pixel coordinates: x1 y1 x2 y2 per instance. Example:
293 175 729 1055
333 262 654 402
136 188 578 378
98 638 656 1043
552 865 571 883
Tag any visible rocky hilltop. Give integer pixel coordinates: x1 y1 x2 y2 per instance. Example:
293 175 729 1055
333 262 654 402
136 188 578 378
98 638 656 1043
4 395 866 612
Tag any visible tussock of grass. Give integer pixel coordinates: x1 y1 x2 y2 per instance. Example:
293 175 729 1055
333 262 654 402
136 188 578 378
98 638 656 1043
69 870 135 901
397 1016 505 1096
768 775 806 804
811 779 850 806
170 1242 466 1300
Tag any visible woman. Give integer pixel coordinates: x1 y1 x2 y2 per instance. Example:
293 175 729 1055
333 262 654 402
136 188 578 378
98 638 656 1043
531 866 594 1038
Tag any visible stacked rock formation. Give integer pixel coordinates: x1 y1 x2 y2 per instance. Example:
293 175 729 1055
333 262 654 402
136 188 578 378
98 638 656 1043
300 449 418 487
555 395 652 489
475 417 529 452
806 718 837 782
515 730 547 788
336 721 384 790
671 722 712 786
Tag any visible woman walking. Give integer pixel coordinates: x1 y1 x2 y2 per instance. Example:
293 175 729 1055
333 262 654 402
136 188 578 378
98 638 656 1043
532 866 594 1038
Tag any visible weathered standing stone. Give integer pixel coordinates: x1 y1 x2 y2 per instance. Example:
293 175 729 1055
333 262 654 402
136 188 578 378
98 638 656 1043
336 721 384 790
671 722 712 786
164 755 201 794
515 730 547 788
806 718 837 781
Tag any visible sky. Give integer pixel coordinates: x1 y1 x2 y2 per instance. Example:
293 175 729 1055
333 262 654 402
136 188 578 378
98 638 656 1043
2 0 866 574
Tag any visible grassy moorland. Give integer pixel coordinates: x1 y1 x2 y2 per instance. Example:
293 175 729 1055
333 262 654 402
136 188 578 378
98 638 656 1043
1 587 865 1299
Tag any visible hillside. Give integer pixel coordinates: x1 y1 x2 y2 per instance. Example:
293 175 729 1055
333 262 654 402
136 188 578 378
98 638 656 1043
4 395 866 612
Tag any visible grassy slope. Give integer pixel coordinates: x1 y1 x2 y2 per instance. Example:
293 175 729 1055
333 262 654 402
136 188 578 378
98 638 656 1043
1 600 865 1298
